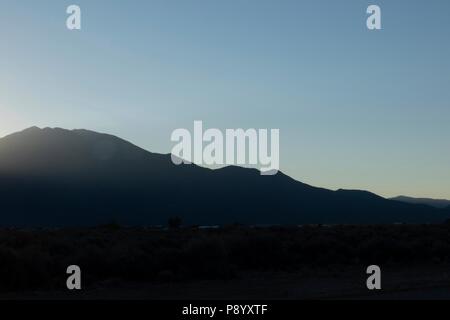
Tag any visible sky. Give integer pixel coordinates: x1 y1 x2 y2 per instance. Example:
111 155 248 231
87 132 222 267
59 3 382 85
0 0 449 199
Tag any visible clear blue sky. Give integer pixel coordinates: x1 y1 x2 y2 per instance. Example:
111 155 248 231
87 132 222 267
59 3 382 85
1 0 449 198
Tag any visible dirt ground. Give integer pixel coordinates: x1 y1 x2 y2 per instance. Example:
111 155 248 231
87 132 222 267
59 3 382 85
2 264 450 300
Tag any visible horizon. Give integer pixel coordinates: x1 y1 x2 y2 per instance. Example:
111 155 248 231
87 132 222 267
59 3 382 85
1 0 450 199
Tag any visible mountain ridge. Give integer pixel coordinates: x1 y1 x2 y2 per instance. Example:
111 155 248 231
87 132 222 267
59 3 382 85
391 196 450 209
0 127 448 227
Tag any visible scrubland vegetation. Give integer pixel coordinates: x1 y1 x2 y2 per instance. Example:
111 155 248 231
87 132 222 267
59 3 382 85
1 224 450 292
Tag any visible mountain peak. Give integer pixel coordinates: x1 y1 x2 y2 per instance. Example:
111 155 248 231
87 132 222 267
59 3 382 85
14 126 42 135
6 126 79 139
0 126 169 178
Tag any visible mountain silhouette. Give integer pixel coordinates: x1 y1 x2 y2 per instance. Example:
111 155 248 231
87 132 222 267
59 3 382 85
0 127 448 227
391 196 450 209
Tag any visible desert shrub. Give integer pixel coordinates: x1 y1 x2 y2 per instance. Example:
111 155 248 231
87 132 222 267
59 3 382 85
181 237 235 279
226 233 286 269
1 224 450 292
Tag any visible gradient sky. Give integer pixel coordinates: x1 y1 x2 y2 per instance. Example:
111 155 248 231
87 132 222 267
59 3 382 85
1 0 449 199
